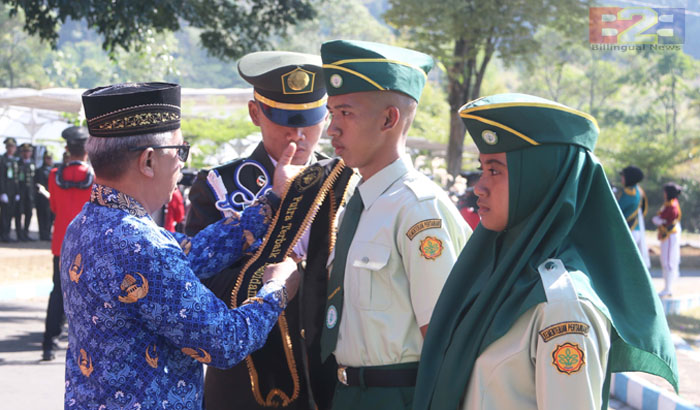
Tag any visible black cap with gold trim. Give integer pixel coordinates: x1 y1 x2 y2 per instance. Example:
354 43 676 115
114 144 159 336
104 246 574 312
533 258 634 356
19 142 33 152
321 40 434 102
3 137 17 146
238 51 327 127
459 93 599 154
82 82 181 138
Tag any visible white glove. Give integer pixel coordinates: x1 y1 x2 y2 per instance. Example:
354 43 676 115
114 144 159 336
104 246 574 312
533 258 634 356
14 194 20 201
652 215 665 226
0 193 7 203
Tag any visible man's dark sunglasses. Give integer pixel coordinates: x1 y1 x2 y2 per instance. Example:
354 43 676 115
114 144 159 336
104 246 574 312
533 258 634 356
128 141 190 162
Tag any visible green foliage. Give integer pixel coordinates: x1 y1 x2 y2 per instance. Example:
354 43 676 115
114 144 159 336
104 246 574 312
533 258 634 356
2 0 316 60
274 0 393 54
411 81 450 144
0 5 51 87
180 108 258 169
385 0 591 176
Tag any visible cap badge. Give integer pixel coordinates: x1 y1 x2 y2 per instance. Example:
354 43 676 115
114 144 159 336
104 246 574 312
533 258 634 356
482 130 498 145
330 74 343 88
282 67 314 94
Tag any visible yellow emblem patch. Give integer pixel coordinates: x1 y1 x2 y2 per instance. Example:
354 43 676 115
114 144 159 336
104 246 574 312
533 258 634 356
419 236 443 260
406 219 442 240
552 342 585 375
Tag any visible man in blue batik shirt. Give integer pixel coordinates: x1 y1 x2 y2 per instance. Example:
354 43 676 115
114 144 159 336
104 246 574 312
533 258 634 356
61 82 302 409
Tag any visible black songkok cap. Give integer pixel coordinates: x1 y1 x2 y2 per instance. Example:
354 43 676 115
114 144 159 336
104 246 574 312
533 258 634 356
61 126 89 142
82 82 181 138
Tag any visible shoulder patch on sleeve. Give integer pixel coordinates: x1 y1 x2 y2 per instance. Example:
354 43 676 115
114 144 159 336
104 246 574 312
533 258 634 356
539 321 590 342
419 236 443 260
406 219 442 240
404 177 437 201
551 342 585 375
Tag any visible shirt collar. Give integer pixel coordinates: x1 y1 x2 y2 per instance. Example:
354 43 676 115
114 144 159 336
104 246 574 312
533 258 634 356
357 157 411 209
90 183 149 218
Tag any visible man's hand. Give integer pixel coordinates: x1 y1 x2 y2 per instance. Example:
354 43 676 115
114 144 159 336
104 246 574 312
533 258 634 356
0 193 7 203
263 257 301 302
271 142 304 196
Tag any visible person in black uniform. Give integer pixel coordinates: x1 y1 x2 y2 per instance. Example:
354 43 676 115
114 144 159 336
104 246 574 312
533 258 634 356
16 143 36 241
0 137 20 242
34 151 55 241
185 51 350 410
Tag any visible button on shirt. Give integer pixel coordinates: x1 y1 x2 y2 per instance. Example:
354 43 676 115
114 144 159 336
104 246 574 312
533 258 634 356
332 157 469 367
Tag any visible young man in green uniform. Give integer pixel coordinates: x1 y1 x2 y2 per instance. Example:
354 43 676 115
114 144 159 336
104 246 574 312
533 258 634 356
413 93 678 410
319 40 469 410
186 51 352 410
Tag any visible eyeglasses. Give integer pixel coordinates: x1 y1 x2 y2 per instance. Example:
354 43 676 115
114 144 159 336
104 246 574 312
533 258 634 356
128 141 190 162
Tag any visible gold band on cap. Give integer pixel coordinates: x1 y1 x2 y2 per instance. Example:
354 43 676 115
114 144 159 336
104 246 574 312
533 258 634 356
322 64 386 91
459 113 540 146
460 101 600 133
330 58 429 80
254 91 328 110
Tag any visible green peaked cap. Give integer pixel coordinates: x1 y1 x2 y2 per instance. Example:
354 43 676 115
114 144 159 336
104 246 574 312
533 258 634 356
321 40 434 102
459 93 600 153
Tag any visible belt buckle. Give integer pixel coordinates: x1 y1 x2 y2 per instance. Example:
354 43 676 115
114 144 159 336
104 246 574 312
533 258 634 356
337 366 348 386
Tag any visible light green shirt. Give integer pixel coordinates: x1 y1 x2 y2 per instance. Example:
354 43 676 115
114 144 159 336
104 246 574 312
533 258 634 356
332 157 469 367
462 259 612 410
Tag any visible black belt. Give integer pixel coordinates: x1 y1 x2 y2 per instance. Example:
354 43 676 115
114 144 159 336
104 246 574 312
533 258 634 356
337 364 418 388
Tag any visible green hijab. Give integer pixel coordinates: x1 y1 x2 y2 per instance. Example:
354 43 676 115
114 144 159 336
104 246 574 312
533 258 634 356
413 94 678 410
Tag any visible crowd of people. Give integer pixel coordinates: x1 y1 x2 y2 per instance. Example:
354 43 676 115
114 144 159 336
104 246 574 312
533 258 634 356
0 39 687 410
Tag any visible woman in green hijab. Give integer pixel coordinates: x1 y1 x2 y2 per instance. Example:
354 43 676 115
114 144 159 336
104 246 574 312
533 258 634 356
413 93 678 410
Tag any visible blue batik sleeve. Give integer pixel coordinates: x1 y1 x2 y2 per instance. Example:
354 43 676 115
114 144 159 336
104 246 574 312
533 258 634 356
136 239 286 369
171 201 272 280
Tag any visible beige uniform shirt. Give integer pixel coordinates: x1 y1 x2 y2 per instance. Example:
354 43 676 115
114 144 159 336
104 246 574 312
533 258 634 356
332 157 469 367
462 259 612 410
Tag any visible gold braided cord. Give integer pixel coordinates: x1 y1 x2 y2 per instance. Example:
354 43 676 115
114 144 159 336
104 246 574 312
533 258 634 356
233 159 347 406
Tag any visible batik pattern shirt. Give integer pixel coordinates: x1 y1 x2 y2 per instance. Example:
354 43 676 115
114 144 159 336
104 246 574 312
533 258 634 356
62 184 287 409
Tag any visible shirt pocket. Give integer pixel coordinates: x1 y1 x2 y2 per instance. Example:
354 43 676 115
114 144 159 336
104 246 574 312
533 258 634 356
349 241 392 311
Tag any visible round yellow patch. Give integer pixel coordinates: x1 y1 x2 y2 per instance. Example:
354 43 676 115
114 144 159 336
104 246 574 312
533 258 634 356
552 342 585 375
419 236 443 260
